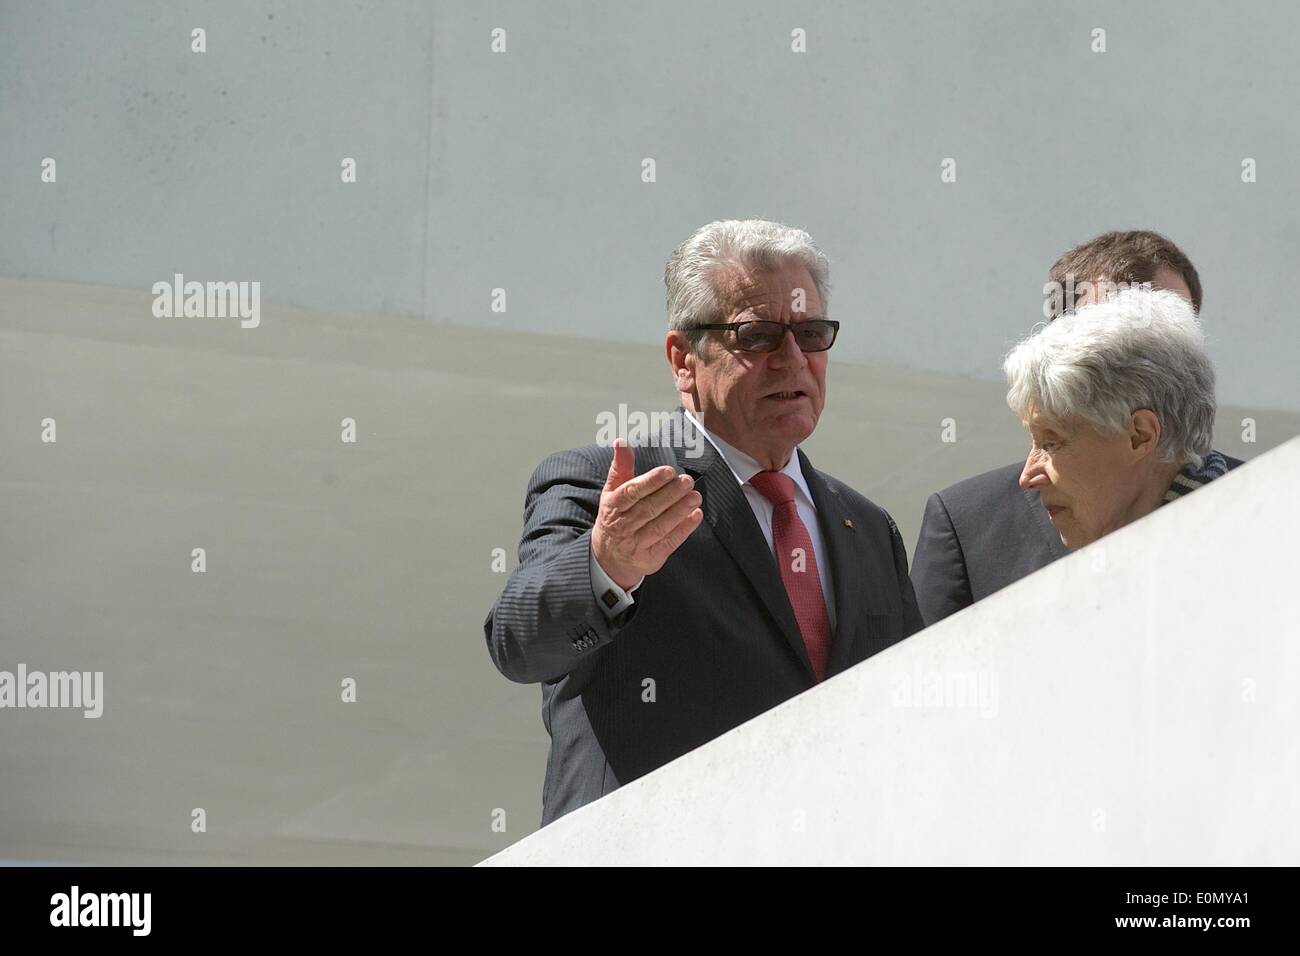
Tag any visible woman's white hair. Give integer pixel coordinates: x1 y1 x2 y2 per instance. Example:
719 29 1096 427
664 219 830 351
1003 287 1217 469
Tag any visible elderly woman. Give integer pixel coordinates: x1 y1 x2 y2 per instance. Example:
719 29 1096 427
1002 287 1230 550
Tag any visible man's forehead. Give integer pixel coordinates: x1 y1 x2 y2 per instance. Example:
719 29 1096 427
1152 265 1193 302
720 263 820 314
1024 407 1070 433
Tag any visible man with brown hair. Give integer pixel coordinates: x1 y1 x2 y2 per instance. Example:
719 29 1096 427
911 230 1234 626
1044 229 1202 318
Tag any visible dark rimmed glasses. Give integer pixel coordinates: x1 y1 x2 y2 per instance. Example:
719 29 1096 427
691 318 840 353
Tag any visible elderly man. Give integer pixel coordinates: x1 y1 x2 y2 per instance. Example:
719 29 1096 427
485 219 923 825
1003 287 1230 547
912 230 1242 624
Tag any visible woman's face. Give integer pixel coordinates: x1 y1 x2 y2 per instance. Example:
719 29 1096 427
1017 409 1152 549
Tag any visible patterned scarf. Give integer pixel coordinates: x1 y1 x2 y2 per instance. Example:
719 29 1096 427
1162 449 1229 503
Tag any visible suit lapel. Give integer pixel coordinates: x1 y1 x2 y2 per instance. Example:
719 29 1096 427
799 451 871 676
668 409 814 680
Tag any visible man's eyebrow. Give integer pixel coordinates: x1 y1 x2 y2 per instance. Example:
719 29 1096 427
746 318 830 326
738 310 828 322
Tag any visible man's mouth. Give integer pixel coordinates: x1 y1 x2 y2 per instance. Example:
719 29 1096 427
1044 504 1067 519
765 390 807 401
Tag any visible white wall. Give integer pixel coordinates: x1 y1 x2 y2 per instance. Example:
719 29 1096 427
3 0 1298 410
0 0 434 314
483 438 1300 865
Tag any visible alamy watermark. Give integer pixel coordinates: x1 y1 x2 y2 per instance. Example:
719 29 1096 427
0 664 103 718
50 886 150 936
1043 275 1158 324
890 665 999 718
152 272 260 328
595 405 706 458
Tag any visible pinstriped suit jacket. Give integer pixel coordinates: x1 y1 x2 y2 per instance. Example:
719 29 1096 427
485 409 924 826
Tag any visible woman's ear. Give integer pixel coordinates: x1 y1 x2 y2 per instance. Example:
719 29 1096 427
1129 408 1162 459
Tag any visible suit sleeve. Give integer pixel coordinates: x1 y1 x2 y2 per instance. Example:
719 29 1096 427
910 492 973 627
885 510 925 637
483 446 635 684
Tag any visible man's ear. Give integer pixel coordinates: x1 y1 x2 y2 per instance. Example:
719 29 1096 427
1129 408 1162 459
666 330 698 392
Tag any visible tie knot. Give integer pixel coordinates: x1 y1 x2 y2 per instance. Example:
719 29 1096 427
750 470 796 505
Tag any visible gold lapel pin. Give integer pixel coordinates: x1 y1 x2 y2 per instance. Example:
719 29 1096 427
842 518 854 529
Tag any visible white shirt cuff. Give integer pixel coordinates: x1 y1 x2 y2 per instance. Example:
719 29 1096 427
590 548 643 619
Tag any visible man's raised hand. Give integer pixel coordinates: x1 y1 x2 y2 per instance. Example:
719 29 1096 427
591 438 704 590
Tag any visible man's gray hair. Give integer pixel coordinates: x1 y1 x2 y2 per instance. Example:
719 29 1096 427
664 219 830 351
1003 288 1217 469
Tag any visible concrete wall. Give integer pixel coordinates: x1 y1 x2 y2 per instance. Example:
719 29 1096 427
483 438 1300 865
0 0 434 314
3 0 1299 410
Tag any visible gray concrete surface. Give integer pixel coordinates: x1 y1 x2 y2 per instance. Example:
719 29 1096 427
1 276 1296 865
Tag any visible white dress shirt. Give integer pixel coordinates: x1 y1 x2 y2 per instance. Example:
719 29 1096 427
590 410 835 627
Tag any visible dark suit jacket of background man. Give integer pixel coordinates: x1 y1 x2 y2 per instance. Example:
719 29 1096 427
485 408 924 825
912 455 1245 626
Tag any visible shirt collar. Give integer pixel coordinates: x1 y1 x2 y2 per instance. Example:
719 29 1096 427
683 409 816 509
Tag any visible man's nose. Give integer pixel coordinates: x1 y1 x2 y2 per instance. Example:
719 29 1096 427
768 324 808 366
1019 451 1048 490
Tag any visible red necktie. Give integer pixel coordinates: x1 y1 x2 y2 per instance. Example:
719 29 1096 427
749 470 831 682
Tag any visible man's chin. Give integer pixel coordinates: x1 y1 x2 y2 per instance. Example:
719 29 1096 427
763 409 817 444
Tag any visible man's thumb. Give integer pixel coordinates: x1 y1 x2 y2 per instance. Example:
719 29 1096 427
605 437 633 490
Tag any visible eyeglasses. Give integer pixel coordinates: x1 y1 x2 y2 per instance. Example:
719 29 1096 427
691 319 840 353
